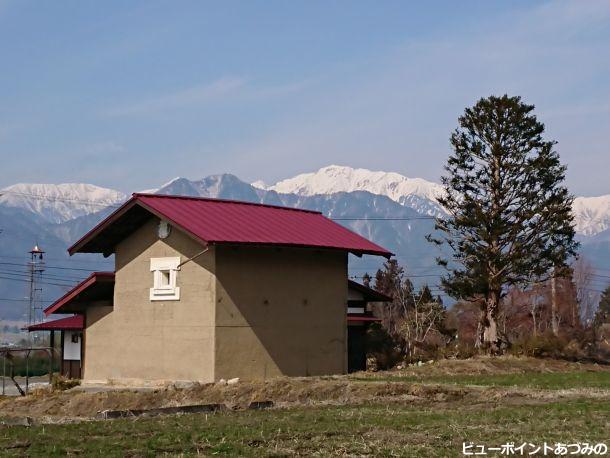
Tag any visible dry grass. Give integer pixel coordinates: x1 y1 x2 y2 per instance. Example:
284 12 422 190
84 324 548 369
0 356 607 421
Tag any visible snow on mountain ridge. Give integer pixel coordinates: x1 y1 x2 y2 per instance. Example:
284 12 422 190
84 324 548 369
261 165 446 216
572 195 610 236
251 180 268 190
266 165 444 202
1 167 609 236
0 183 127 223
257 165 610 234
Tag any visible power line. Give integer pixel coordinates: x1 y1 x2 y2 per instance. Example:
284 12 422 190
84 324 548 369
0 269 84 283
351 273 442 279
0 274 76 288
331 216 436 221
0 254 112 265
0 297 53 303
0 261 109 272
587 273 610 280
0 277 76 289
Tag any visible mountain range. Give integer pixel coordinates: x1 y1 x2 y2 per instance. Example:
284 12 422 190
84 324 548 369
1 165 609 321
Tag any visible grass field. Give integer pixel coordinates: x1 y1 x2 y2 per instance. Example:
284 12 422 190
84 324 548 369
0 358 608 456
0 399 607 456
352 370 610 390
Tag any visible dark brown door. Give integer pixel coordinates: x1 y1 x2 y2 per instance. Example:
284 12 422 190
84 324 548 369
347 326 366 373
61 360 81 379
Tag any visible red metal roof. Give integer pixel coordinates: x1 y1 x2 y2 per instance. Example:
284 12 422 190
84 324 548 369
347 315 381 323
69 193 393 258
44 272 115 316
27 315 84 331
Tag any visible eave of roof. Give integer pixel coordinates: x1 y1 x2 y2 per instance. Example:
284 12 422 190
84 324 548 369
348 280 393 302
69 193 393 258
44 271 115 316
68 196 140 256
26 315 84 331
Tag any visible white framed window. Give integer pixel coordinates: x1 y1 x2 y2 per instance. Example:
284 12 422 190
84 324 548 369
150 257 181 301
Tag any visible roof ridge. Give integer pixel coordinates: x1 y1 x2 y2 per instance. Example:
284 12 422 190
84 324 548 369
132 193 322 214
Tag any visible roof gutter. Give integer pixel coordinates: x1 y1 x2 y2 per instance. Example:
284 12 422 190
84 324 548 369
177 245 210 270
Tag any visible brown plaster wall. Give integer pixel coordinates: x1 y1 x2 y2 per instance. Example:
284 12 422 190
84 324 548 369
214 246 348 379
82 221 350 383
82 218 217 383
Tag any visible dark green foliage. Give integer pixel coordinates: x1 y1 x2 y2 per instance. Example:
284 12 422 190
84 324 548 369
597 285 610 323
6 352 57 377
429 95 578 349
365 322 402 370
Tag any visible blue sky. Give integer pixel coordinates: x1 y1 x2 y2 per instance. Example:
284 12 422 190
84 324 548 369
0 0 608 195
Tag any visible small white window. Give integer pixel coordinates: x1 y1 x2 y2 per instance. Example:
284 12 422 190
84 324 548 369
160 270 170 287
150 257 180 301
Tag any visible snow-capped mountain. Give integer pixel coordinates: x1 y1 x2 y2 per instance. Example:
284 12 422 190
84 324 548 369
572 195 610 237
1 168 609 321
0 183 127 224
256 165 610 236
2 167 609 236
256 165 445 216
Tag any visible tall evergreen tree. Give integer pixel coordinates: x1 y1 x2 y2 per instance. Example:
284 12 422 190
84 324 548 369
429 95 578 352
597 285 610 323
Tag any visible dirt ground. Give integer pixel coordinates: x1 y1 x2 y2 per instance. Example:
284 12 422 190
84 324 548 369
0 376 49 397
0 356 608 422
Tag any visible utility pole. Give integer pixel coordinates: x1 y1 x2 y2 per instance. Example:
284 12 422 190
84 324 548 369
27 245 45 333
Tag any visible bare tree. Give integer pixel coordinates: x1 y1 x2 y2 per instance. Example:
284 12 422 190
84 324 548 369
572 257 598 325
402 286 445 359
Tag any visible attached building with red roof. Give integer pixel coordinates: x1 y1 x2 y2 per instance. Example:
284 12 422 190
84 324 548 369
50 193 392 383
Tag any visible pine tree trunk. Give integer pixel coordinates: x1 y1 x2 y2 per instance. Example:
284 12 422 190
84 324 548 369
483 308 498 347
551 274 559 336
476 291 502 353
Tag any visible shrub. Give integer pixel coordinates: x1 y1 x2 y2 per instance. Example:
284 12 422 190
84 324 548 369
509 333 576 359
366 323 403 370
7 352 57 377
434 342 477 360
51 374 80 391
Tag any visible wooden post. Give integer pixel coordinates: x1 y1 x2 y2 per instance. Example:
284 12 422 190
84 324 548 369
25 349 30 395
60 330 64 378
49 330 55 384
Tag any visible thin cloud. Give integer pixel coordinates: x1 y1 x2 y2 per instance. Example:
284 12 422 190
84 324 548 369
247 79 316 99
101 76 312 117
103 77 246 117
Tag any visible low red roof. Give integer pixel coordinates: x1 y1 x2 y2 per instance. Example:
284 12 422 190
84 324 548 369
347 315 381 323
44 271 115 316
68 193 393 258
27 315 84 331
